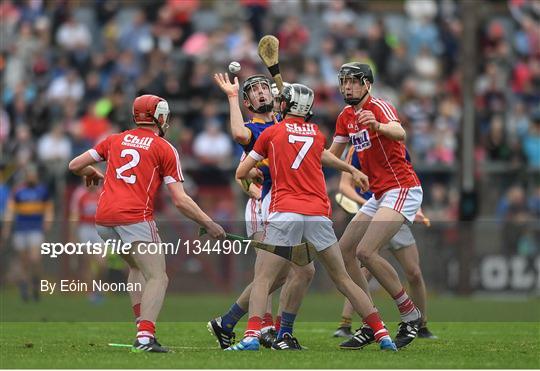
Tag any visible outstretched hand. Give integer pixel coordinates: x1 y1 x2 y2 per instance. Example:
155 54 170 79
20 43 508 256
213 73 239 98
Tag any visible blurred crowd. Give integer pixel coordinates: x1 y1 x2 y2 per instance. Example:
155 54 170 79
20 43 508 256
0 0 539 231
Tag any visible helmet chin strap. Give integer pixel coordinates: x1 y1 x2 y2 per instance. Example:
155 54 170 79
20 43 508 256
357 79 371 106
152 116 166 137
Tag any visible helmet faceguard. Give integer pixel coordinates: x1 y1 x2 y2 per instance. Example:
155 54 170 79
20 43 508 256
132 94 170 137
338 63 374 106
242 75 274 114
280 83 314 120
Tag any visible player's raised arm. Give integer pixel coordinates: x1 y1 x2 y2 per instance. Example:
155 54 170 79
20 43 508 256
166 182 225 239
213 73 251 144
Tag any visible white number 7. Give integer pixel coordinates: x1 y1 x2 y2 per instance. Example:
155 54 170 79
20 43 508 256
288 135 314 169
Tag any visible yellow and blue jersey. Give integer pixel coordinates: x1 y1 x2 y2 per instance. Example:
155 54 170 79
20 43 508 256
241 115 280 199
12 184 50 232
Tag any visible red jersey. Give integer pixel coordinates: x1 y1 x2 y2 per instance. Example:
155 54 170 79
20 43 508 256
333 96 420 198
250 117 331 217
89 127 184 226
70 186 100 224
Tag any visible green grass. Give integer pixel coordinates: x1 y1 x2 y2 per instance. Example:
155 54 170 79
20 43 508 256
1 292 539 368
1 322 539 368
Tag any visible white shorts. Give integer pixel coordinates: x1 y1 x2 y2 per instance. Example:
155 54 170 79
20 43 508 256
78 224 102 244
261 192 271 225
96 220 161 244
245 198 263 238
360 187 423 224
13 231 44 251
263 212 338 252
388 224 416 250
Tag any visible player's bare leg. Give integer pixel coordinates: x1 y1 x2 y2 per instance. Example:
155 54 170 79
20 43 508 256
391 245 426 321
339 212 373 302
317 242 396 351
122 252 146 323
123 241 168 352
356 207 422 348
273 262 315 343
208 248 289 349
226 250 289 350
391 244 436 338
355 208 407 298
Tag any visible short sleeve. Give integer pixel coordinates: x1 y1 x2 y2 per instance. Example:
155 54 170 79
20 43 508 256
371 99 400 124
89 136 110 161
250 128 270 161
161 142 184 184
333 111 350 143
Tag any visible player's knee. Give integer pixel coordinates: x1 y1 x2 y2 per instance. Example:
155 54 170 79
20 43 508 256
406 267 423 286
294 264 315 285
356 248 373 265
148 270 168 286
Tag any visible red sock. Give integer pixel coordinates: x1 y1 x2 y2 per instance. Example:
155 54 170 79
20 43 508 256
275 315 281 332
364 312 389 343
137 320 155 342
393 289 417 319
132 303 141 323
244 316 262 338
261 312 273 329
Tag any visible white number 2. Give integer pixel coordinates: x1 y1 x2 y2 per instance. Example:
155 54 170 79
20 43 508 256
115 149 140 184
288 135 314 169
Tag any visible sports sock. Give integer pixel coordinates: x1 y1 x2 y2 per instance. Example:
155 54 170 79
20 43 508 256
277 311 296 339
275 315 281 332
137 320 155 345
244 316 262 338
221 302 247 333
339 316 352 329
261 312 273 331
132 303 141 324
364 312 390 343
393 288 420 322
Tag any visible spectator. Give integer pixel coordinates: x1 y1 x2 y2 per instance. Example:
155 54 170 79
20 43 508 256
522 110 540 168
193 120 232 167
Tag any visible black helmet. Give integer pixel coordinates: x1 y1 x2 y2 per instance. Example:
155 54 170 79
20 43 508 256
338 62 374 105
242 75 274 114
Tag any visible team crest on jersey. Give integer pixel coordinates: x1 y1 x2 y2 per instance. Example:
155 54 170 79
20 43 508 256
121 134 154 150
350 130 371 152
347 122 359 131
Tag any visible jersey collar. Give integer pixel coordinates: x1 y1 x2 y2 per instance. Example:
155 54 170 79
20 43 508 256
251 117 274 125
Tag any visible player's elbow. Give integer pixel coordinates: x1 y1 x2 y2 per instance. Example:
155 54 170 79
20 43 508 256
235 167 247 180
68 158 82 173
233 132 250 145
172 194 190 210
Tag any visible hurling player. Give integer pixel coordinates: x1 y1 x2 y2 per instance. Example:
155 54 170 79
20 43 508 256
235 83 397 352
209 73 315 349
335 146 437 347
69 94 225 352
328 63 424 349
2 165 53 302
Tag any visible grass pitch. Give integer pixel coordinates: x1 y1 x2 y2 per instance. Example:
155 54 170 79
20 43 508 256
1 292 539 368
